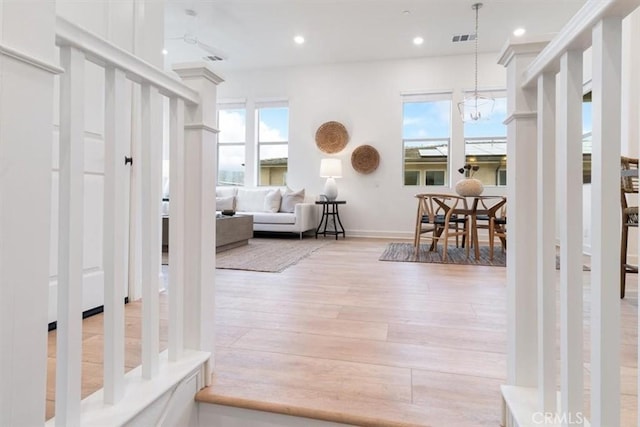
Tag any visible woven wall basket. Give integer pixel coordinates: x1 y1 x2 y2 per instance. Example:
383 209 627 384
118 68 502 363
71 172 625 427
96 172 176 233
315 121 349 154
351 144 380 174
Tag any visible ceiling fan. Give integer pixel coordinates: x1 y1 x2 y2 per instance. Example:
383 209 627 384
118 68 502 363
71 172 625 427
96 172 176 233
166 8 228 61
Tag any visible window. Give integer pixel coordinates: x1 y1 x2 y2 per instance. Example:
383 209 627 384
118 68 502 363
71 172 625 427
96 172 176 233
463 93 507 186
425 171 445 186
402 93 452 186
404 170 420 186
217 106 246 186
257 104 289 186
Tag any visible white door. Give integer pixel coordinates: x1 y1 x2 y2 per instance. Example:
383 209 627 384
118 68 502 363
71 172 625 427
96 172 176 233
48 60 132 324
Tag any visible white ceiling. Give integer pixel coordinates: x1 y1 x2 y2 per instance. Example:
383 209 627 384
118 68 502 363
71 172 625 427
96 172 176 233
164 0 587 72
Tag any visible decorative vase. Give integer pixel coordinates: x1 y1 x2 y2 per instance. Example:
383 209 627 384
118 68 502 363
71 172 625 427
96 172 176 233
455 178 484 197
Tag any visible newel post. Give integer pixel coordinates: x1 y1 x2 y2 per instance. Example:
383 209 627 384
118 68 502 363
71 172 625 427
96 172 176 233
497 37 549 389
173 63 223 382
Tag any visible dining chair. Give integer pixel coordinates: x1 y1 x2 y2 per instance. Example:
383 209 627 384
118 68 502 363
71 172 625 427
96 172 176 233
473 196 507 261
488 201 507 261
413 194 469 261
621 156 638 298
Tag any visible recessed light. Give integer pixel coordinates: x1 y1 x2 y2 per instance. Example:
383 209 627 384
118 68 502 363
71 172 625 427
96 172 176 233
413 36 424 46
402 10 411 15
162 48 168 55
513 28 526 37
294 35 305 45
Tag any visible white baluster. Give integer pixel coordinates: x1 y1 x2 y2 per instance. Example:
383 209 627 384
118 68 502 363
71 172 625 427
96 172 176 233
56 45 85 427
536 71 557 412
591 16 622 426
103 65 127 403
169 97 185 361
140 82 162 378
557 49 584 419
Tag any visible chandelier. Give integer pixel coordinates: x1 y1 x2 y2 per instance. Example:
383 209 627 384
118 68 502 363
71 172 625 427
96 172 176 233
457 3 494 122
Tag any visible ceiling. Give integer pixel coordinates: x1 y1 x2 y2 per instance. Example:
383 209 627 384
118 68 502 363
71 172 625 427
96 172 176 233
163 0 587 72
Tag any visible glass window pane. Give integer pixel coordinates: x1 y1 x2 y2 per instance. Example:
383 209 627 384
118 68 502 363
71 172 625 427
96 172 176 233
219 109 246 143
218 145 245 186
464 96 507 186
259 144 288 186
404 170 420 186
403 98 451 186
258 107 289 142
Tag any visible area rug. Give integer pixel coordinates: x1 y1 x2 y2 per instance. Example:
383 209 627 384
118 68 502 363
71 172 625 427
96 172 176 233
379 243 505 267
163 238 331 273
380 242 590 270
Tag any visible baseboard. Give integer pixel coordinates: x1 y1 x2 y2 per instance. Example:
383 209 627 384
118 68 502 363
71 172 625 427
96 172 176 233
48 297 129 331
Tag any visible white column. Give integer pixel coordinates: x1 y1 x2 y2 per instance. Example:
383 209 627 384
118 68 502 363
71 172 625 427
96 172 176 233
557 49 584 420
498 39 548 388
56 45 86 427
140 83 162 379
169 97 186 361
0 3 59 425
536 71 556 412
173 64 223 380
103 66 128 404
591 17 622 426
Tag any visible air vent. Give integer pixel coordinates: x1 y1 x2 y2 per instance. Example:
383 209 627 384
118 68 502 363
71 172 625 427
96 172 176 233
452 33 477 43
203 55 224 62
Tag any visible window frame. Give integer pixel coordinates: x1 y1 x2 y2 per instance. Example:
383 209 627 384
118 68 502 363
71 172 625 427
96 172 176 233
462 90 507 187
256 101 289 187
401 91 453 188
217 102 247 187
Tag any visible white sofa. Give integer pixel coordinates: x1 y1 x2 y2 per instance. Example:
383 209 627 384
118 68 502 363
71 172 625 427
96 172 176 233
216 187 318 238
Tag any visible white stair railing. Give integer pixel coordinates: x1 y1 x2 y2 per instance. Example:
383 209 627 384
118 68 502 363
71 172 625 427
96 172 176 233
48 17 222 426
499 1 640 425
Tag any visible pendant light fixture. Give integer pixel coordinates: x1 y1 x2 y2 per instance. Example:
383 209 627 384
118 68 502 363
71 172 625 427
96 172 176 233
457 3 494 121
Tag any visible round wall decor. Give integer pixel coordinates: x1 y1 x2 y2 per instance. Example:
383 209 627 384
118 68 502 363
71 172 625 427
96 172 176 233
315 121 349 154
351 144 380 174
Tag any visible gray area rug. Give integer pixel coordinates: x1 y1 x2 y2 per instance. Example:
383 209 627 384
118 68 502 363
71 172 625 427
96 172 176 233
379 242 506 266
380 242 591 271
164 238 330 273
217 238 330 272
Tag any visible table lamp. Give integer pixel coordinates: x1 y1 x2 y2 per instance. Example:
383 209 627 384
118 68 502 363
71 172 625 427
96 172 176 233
320 158 342 201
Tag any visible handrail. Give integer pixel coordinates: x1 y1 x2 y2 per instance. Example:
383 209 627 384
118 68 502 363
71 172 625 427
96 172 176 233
55 17 199 105
521 0 640 88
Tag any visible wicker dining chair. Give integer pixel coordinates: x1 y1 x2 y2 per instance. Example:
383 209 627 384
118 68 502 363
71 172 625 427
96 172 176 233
621 156 638 299
413 194 469 262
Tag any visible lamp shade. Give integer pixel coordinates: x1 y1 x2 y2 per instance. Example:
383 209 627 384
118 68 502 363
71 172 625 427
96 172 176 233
320 158 342 178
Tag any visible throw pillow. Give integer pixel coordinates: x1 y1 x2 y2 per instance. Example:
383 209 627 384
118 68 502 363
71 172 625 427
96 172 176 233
264 189 282 213
280 187 305 213
216 196 235 211
236 188 272 212
216 186 238 199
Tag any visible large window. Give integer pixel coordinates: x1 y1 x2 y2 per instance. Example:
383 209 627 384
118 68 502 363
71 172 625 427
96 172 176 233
257 104 289 186
463 93 507 186
217 105 246 186
402 93 452 186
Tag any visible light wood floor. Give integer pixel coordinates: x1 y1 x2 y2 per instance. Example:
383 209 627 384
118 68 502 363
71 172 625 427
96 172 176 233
46 238 638 426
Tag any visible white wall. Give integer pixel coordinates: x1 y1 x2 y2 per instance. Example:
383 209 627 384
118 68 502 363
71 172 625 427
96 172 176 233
216 53 506 237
